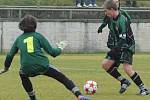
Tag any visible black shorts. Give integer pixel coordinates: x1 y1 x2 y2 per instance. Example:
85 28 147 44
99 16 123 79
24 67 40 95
19 64 60 77
106 49 133 65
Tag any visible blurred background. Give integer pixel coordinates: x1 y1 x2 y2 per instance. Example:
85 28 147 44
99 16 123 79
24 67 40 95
0 0 149 7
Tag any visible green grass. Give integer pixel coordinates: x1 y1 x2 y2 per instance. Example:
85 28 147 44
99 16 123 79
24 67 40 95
0 53 150 100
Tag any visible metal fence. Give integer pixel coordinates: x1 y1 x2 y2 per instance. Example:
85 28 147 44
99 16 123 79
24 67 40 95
0 6 149 22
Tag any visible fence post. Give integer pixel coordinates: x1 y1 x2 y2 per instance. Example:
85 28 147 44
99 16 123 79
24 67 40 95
0 22 3 53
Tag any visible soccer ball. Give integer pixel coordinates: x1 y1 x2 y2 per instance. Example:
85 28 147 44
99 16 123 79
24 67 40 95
83 80 98 94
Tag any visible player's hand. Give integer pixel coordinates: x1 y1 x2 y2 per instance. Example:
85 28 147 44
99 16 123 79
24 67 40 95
56 40 68 50
97 27 102 33
0 68 8 75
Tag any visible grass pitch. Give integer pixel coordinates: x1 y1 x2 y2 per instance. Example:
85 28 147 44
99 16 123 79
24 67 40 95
0 53 150 100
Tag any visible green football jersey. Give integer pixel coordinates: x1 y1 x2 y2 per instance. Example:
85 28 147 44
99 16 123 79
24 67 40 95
99 9 131 31
107 13 135 53
5 32 61 76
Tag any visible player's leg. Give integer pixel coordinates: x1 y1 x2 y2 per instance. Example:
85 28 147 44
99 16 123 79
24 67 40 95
121 51 149 95
102 58 130 94
102 50 131 94
102 50 128 84
123 63 149 95
19 72 36 100
43 64 91 100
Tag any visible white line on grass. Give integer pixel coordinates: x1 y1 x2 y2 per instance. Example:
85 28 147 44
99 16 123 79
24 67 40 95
137 71 150 74
60 67 150 74
60 67 95 71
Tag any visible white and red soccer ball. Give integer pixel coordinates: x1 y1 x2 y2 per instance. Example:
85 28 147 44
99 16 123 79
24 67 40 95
84 80 98 94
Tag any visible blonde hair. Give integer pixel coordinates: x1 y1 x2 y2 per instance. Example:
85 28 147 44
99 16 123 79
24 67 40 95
103 0 118 10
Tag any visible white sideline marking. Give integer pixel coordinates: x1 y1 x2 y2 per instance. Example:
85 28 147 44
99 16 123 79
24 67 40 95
60 67 150 74
137 71 150 74
60 67 95 71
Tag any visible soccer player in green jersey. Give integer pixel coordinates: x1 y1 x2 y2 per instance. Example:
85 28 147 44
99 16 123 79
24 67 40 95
0 15 91 100
97 0 131 33
101 0 149 95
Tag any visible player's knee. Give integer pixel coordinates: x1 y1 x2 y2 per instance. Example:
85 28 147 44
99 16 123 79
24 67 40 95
101 60 110 70
123 66 130 73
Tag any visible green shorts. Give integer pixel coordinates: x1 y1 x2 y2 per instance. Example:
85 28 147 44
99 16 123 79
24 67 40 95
106 49 133 65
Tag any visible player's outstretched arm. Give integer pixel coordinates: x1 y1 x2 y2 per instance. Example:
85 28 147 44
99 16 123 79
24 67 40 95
97 15 110 34
0 39 18 75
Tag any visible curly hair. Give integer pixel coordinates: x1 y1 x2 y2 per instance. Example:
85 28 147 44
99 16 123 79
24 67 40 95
19 15 37 33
